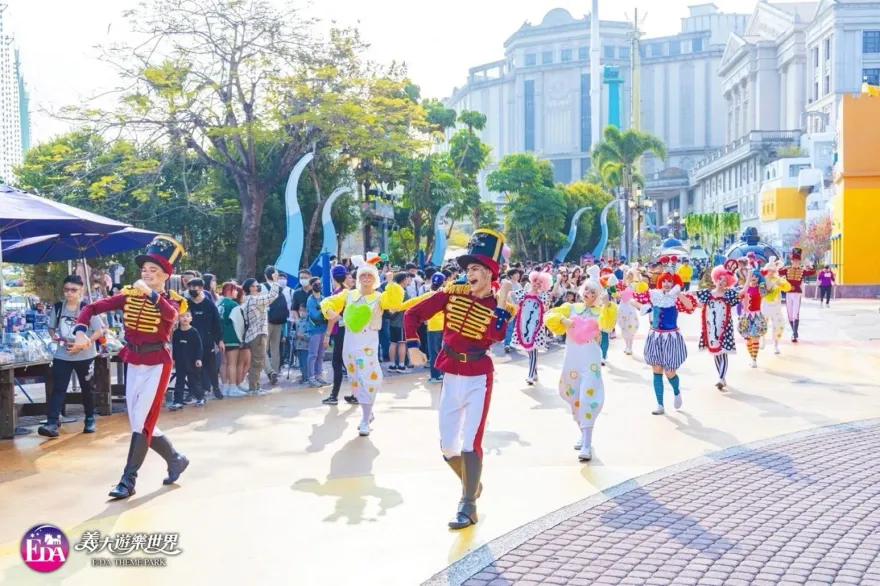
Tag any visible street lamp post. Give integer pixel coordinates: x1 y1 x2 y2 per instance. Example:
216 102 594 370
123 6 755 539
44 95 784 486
628 188 654 261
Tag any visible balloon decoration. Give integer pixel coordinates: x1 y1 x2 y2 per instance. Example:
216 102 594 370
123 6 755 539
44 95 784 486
570 316 600 345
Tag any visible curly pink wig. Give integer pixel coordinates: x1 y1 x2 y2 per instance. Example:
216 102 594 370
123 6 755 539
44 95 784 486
710 265 737 289
529 270 553 292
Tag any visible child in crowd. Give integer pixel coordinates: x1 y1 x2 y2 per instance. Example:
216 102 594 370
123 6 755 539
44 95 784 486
170 311 205 410
294 305 311 383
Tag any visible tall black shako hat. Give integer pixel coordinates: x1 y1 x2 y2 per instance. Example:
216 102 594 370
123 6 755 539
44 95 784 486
135 235 185 275
790 247 803 261
457 229 505 279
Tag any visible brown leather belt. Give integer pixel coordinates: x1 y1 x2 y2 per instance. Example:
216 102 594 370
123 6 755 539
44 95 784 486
126 343 168 354
442 344 487 363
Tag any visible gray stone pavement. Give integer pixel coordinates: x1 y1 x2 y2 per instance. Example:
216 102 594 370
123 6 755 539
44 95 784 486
442 420 880 586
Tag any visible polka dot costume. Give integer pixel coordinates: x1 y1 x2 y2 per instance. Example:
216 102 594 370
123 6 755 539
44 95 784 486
511 289 552 351
556 306 605 430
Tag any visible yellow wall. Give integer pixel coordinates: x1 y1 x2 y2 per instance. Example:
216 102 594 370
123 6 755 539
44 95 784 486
834 94 880 284
760 187 806 222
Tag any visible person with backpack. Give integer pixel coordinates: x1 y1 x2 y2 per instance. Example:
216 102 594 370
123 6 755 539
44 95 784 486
306 277 329 387
38 275 106 438
264 268 292 385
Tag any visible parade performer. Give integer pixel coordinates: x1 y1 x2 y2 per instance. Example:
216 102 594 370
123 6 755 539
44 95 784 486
778 247 815 343
545 278 617 462
403 229 516 530
737 269 770 367
692 263 740 390
760 257 791 354
628 271 696 415
71 236 189 499
321 253 405 437
511 269 553 385
617 264 648 355
598 266 620 352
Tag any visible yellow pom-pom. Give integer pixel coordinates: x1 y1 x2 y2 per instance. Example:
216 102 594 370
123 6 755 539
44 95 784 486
635 282 649 293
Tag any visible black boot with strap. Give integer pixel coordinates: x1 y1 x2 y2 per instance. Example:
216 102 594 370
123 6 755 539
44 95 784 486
108 433 149 499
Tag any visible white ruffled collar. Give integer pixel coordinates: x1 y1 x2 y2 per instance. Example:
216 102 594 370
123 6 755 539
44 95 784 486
649 285 681 308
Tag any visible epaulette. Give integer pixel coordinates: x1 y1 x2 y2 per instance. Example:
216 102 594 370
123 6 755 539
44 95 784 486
169 290 188 314
443 283 472 295
120 286 142 297
505 301 518 316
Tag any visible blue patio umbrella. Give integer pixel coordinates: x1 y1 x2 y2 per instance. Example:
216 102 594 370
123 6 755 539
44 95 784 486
1 228 160 265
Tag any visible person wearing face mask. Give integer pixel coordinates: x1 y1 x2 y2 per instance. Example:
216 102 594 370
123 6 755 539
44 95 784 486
264 267 292 385
291 269 312 313
186 278 224 401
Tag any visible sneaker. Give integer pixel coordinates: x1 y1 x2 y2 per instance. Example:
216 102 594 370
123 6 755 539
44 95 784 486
716 379 727 390
194 399 206 408
225 387 248 398
673 394 683 410
249 388 269 396
651 405 665 415
526 376 535 386
237 382 249 392
750 359 758 368
316 378 330 386
358 421 371 436
212 388 224 400
504 345 512 353
774 344 781 355
427 376 443 383
388 365 401 372
308 378 322 388
269 372 279 385
168 402 184 411
574 438 583 450
83 416 96 434
183 396 196 406
38 423 60 438
578 446 593 462
344 395 359 405
322 396 339 405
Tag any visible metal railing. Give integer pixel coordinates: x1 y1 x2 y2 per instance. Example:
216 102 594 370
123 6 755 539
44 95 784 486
691 130 803 177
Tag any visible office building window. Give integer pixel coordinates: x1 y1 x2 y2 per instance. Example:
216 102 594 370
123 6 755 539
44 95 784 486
824 74 830 95
650 43 663 57
692 38 703 53
525 53 536 66
542 51 553 64
814 81 819 101
552 159 572 184
864 68 880 86
813 47 819 67
580 73 592 152
524 80 535 152
619 46 630 59
581 158 591 178
824 37 831 61
669 41 681 56
561 48 572 62
578 46 588 60
863 31 880 53
604 45 615 59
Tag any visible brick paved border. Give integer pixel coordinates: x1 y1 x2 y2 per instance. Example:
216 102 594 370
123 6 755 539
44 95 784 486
421 418 880 586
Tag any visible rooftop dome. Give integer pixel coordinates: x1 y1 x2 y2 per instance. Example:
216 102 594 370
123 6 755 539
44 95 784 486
541 8 577 27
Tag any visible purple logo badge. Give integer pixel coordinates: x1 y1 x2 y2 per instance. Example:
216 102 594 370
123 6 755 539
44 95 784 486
21 524 69 572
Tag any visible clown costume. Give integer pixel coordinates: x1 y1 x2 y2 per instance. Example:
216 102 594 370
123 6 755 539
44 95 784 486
321 254 404 437
692 264 740 390
545 278 617 462
760 257 791 354
630 272 696 415
617 264 647 355
737 269 770 368
511 269 553 385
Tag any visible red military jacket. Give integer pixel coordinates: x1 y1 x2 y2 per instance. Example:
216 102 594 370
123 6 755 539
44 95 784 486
76 287 186 366
403 284 516 377
778 266 815 294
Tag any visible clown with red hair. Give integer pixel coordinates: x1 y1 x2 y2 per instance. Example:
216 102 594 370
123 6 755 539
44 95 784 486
737 268 770 367
627 269 697 415
511 268 554 385
691 262 741 389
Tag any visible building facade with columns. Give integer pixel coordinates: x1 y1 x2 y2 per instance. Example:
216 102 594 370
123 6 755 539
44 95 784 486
444 4 749 211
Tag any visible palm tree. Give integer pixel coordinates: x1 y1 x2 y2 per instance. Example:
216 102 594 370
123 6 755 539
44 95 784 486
590 126 667 256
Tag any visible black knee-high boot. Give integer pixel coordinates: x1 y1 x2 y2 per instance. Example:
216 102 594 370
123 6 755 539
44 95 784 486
444 455 483 502
150 435 190 485
449 451 482 530
792 319 800 341
109 432 149 499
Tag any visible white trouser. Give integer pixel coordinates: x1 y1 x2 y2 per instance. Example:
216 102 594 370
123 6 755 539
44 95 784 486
438 373 491 459
126 363 172 439
762 302 786 342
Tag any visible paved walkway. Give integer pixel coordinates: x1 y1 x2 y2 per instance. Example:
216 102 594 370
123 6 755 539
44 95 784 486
1 299 879 586
445 421 880 586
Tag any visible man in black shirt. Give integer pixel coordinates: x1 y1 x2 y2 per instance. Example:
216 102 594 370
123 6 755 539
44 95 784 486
186 278 224 400
291 269 312 312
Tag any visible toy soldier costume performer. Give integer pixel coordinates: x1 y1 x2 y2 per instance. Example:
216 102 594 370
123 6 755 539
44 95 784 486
778 247 815 343
74 236 189 499
403 229 516 530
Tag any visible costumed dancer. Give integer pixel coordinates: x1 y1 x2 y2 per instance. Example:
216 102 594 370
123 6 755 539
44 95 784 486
511 269 553 385
692 262 740 390
71 236 190 499
760 257 791 354
585 265 615 363
617 264 648 355
628 271 696 415
403 229 516 530
320 253 405 436
737 268 769 367
544 278 617 462
597 267 620 360
778 247 815 343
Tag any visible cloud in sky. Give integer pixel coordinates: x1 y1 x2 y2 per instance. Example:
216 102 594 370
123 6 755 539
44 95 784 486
7 0 759 144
